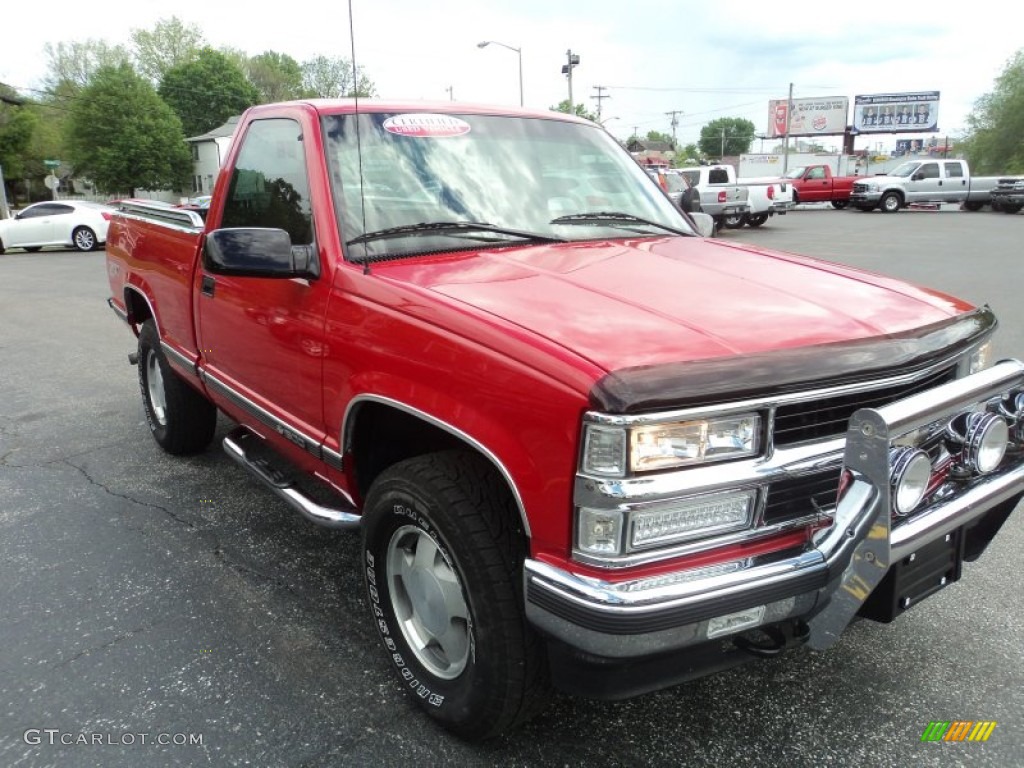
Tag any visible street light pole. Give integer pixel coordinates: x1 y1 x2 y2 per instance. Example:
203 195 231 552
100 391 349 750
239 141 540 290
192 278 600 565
477 40 523 106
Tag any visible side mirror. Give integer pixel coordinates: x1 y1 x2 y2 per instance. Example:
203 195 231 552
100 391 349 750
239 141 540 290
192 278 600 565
204 228 319 279
690 212 715 238
911 172 923 181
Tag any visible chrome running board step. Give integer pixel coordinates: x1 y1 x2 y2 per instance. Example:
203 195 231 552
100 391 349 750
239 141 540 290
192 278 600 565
223 427 360 530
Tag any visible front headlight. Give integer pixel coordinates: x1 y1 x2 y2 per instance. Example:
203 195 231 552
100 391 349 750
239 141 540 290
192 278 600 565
581 413 761 477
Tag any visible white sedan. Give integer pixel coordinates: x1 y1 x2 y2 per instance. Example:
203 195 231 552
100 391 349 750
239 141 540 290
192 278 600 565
0 200 115 253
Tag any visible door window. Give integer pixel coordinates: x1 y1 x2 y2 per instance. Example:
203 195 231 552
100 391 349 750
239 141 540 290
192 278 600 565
944 162 964 178
917 163 939 180
220 118 313 245
807 167 825 180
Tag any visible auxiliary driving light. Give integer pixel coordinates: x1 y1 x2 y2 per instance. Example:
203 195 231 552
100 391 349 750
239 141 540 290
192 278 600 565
889 447 932 516
946 411 1009 475
998 391 1024 441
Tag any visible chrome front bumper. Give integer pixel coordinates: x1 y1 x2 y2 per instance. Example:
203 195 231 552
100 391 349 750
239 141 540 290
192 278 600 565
525 360 1024 658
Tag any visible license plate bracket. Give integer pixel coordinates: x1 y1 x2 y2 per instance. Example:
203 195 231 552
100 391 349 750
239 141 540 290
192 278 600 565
857 527 964 623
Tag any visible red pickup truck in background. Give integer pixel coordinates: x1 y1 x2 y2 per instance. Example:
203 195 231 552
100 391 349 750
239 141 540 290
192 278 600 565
105 100 1024 739
784 164 859 208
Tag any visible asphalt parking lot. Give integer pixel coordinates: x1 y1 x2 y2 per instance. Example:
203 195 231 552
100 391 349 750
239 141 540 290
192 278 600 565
2 207 1022 767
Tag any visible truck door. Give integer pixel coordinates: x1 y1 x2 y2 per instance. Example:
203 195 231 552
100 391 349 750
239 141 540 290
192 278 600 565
802 166 828 202
906 162 941 203
196 117 329 445
943 161 967 202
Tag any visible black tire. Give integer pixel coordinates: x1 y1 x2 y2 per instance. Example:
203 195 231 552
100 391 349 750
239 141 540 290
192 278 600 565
962 201 984 212
792 190 800 205
0 238 6 255
856 204 875 212
362 451 550 740
137 320 217 455
831 200 849 210
72 226 97 252
992 199 1004 212
880 192 902 213
24 246 42 252
1002 203 1023 214
746 213 769 227
721 212 747 229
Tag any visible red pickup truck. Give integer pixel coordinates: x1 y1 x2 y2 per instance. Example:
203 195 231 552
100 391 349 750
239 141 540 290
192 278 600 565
785 164 859 208
106 100 1024 739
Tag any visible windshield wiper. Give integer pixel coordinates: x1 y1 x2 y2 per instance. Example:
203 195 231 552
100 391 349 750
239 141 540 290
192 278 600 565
549 211 693 237
346 220 566 247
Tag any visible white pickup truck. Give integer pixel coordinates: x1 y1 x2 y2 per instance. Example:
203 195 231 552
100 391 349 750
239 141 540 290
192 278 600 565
675 166 751 228
849 159 1004 213
679 165 794 228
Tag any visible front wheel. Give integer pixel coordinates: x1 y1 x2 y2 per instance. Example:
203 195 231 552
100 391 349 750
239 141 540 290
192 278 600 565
746 213 769 227
362 451 550 739
721 212 747 229
72 226 97 251
856 204 875 212
880 192 902 213
962 201 984 212
1002 203 1023 214
831 200 849 210
137 320 217 454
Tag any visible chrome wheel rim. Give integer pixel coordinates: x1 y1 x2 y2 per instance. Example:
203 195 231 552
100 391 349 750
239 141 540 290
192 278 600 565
387 524 470 679
146 349 168 427
75 229 94 250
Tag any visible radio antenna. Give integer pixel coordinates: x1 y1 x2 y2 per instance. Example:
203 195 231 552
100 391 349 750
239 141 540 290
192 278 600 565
348 0 370 274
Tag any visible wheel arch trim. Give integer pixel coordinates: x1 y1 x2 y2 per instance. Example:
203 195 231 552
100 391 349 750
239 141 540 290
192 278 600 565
123 284 160 338
342 394 532 538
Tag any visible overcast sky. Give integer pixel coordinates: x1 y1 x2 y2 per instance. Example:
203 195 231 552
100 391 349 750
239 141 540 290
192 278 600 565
2 0 1020 151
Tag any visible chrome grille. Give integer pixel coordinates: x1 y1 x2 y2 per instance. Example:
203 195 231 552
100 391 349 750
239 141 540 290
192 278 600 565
763 468 841 526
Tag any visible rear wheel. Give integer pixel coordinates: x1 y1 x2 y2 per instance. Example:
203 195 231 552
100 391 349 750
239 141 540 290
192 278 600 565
362 451 550 739
831 200 849 210
721 212 747 229
24 246 42 252
880 192 902 213
1002 203 1023 214
137 320 217 455
72 226 97 251
962 201 984 212
746 213 769 227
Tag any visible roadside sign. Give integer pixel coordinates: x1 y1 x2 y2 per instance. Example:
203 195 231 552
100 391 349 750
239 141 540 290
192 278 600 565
44 160 60 168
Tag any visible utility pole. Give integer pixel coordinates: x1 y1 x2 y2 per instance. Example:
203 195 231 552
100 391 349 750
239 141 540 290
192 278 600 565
445 85 454 101
665 110 683 148
782 82 794 174
561 50 580 111
591 85 610 121
0 164 9 219
721 126 727 158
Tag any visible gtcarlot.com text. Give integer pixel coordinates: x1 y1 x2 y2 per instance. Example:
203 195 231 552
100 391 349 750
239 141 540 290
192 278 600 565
24 729 204 746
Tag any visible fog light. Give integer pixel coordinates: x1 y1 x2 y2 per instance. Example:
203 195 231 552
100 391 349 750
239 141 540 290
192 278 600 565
629 490 755 550
889 447 932 516
948 412 1009 475
577 508 625 555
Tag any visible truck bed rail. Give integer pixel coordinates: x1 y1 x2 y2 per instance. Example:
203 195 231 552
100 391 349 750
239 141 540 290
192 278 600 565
115 201 205 232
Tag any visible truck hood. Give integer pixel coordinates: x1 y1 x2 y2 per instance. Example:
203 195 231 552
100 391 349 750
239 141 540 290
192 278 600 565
374 236 971 373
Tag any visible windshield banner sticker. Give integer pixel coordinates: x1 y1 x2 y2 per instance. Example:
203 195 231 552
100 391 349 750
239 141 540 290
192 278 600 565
383 114 471 138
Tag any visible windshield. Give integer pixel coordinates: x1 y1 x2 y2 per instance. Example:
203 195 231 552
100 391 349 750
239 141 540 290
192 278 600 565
889 162 921 177
663 173 687 194
322 112 693 261
784 167 806 179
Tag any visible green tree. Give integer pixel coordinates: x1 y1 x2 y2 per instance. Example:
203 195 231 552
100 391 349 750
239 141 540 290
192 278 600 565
249 51 305 103
132 16 205 82
550 99 598 121
645 130 675 148
42 40 132 92
961 49 1024 173
698 117 756 157
301 55 375 98
68 64 191 194
159 48 258 137
0 86 39 186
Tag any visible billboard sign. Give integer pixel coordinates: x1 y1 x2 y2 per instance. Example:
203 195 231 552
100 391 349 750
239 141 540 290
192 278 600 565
853 91 939 133
767 96 849 138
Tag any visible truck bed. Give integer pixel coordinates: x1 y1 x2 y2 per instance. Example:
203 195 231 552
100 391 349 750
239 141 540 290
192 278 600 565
106 202 206 359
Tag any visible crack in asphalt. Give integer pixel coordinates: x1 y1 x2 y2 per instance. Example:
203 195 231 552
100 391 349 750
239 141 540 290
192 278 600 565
61 459 197 530
213 545 302 599
52 625 148 669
